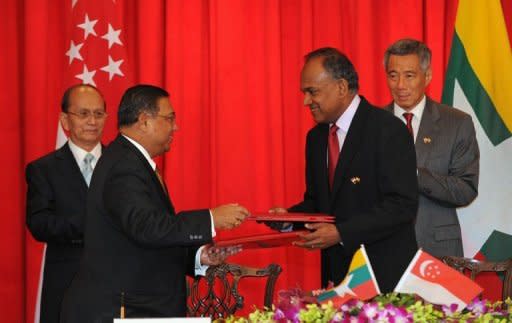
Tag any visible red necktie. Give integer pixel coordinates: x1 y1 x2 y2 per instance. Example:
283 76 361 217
403 112 414 137
328 124 340 190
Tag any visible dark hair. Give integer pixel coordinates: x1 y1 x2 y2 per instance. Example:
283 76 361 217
61 84 105 112
117 84 169 128
384 38 432 72
305 47 359 92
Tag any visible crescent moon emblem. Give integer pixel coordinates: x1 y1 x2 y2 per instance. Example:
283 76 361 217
419 260 434 277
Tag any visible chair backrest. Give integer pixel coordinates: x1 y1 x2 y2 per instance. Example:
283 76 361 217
187 262 282 319
442 256 512 301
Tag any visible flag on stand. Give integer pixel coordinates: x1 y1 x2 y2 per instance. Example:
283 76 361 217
30 1 133 322
316 245 380 307
394 249 482 310
441 0 512 260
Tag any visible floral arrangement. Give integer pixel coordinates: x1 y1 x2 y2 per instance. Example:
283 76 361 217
217 288 512 323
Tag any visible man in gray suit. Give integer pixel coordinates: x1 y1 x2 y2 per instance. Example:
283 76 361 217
383 39 479 257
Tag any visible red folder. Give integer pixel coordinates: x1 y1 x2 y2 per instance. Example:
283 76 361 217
214 231 308 249
247 212 334 223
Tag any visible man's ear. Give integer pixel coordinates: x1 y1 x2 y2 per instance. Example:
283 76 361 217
425 67 433 86
137 112 149 132
337 79 349 97
60 112 70 132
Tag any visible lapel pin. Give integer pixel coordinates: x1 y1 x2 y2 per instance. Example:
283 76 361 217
350 177 360 184
423 137 432 144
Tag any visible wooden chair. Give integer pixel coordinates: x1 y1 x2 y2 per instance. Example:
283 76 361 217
187 263 282 318
442 256 512 301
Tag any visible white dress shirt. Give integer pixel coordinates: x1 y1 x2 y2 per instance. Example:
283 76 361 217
68 139 102 171
328 94 361 164
392 95 426 143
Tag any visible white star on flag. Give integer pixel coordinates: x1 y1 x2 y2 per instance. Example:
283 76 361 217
100 55 124 81
77 14 98 40
76 64 97 86
101 23 123 49
71 0 78 8
65 40 83 64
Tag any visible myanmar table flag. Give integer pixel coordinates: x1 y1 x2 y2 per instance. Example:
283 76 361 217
316 245 380 307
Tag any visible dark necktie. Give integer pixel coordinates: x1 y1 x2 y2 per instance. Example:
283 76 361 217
155 167 168 194
328 124 340 190
403 112 414 137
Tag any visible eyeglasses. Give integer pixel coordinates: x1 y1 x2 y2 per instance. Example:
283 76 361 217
155 113 176 123
67 110 108 120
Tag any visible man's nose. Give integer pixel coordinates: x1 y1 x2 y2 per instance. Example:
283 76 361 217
303 93 312 106
86 114 97 124
397 75 406 89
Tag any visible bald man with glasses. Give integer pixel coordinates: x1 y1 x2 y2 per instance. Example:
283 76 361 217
25 84 107 323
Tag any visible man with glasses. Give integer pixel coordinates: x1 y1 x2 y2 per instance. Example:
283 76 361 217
61 84 249 322
25 84 107 323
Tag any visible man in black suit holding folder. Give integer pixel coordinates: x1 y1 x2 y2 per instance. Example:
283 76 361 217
61 84 248 322
270 48 418 293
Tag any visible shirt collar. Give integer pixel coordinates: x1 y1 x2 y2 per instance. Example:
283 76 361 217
393 95 426 120
68 139 102 165
333 94 360 132
122 135 156 170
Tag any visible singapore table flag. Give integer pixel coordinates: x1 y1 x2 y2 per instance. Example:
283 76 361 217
394 249 483 310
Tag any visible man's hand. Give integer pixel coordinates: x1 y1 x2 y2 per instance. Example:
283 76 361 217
264 207 292 231
294 223 341 250
200 244 242 266
212 203 249 230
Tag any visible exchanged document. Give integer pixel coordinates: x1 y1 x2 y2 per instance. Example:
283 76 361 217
247 212 334 223
214 231 308 249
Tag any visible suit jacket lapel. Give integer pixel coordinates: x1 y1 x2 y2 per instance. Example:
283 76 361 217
56 142 88 195
117 135 175 213
415 98 440 167
330 98 368 202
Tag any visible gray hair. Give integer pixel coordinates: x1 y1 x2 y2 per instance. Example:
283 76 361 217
384 39 432 72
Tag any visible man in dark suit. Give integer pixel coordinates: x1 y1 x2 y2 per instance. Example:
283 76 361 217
26 84 107 323
270 48 418 293
383 39 479 257
60 84 249 322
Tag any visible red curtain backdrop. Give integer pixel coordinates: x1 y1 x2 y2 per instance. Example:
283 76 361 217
1 1 462 322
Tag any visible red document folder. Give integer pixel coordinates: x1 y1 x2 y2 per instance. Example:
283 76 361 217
214 231 308 249
247 213 334 223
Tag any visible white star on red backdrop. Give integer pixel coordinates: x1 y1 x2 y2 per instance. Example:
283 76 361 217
65 40 83 64
101 55 124 81
77 14 98 40
75 64 96 86
102 24 123 49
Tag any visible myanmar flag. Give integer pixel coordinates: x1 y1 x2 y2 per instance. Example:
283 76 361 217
316 245 380 307
473 230 512 301
442 0 512 264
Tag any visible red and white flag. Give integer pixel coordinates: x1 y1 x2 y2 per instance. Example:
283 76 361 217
31 1 132 322
59 0 133 146
394 250 482 310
